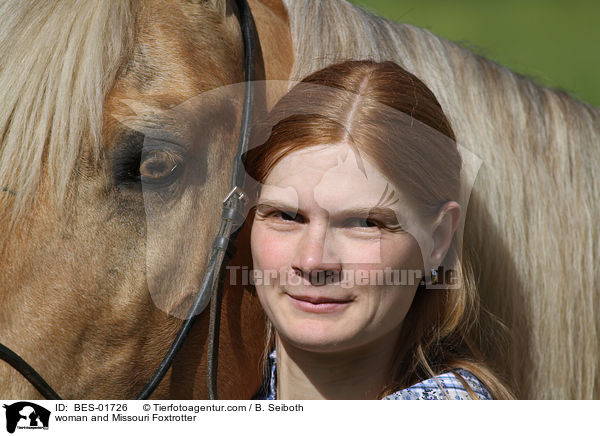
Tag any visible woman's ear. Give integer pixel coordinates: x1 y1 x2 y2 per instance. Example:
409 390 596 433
428 201 461 268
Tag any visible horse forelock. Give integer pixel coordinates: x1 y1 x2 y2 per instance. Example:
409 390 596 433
0 0 140 231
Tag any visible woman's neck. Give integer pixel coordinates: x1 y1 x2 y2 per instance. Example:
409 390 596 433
275 332 399 400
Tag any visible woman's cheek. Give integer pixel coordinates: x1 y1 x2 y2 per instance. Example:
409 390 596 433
338 237 383 265
251 224 291 271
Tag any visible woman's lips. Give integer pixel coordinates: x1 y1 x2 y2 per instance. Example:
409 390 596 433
286 293 354 313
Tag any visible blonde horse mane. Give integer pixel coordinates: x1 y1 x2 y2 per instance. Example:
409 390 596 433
282 0 600 399
0 0 137 230
1 0 597 399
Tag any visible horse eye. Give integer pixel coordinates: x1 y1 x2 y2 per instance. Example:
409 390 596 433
140 150 181 185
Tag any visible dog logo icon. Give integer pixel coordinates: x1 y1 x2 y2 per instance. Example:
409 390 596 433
3 402 50 433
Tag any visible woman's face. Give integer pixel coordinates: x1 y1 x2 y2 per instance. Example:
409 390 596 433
251 142 430 353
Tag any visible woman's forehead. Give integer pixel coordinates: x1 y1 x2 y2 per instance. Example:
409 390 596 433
260 143 403 212
265 143 369 184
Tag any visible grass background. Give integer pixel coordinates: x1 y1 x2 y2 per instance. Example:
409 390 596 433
348 0 600 107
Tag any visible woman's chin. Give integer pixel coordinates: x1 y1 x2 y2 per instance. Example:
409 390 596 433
278 322 360 353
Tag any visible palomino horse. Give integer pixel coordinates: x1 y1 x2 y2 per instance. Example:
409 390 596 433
0 0 293 399
1 0 598 399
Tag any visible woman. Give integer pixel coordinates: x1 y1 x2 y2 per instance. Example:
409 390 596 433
243 60 514 400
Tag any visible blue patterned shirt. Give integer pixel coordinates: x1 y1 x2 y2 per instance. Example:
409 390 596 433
256 349 493 400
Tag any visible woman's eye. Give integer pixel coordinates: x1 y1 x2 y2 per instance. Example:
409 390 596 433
278 211 299 221
140 150 181 185
347 217 379 228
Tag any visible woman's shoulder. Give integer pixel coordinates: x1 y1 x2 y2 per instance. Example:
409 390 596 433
382 369 493 400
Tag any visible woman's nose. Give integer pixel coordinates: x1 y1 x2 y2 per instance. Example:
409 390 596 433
292 222 342 284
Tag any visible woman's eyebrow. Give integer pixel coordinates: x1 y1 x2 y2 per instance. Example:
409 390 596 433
256 199 299 211
255 201 402 224
336 207 400 224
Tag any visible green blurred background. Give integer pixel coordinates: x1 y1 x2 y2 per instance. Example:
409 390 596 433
348 0 600 107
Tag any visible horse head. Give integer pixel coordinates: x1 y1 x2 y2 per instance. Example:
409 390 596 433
0 0 293 399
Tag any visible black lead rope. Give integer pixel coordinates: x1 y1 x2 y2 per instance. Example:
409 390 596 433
207 0 256 401
0 0 256 401
0 344 61 400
